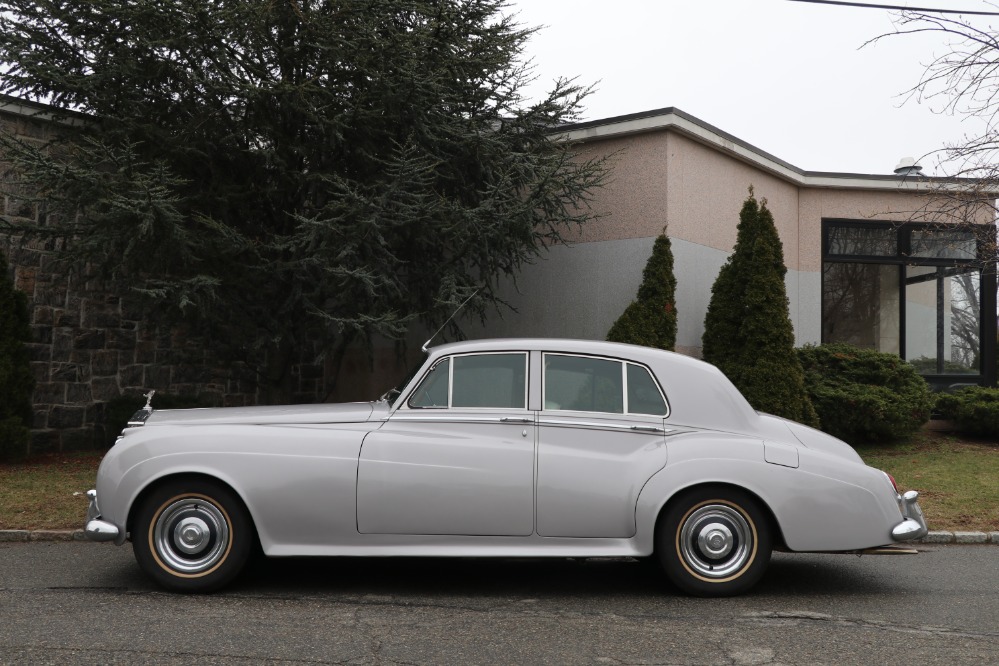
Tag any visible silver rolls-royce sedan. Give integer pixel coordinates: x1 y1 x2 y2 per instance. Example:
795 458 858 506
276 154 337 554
85 338 927 596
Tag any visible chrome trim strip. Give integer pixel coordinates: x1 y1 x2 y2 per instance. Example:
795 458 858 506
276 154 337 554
538 418 669 433
390 415 532 424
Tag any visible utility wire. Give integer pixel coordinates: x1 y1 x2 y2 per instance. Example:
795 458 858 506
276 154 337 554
788 0 999 15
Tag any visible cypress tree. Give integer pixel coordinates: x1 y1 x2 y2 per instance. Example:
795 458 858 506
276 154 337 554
702 191 818 426
607 231 677 350
0 249 34 461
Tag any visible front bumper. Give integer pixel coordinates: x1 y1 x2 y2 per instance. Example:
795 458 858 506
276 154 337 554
891 490 928 541
84 489 120 542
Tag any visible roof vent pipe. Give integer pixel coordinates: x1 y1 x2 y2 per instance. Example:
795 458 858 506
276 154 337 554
894 157 923 177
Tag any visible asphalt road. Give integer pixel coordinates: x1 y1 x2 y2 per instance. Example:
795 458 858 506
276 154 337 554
0 542 996 665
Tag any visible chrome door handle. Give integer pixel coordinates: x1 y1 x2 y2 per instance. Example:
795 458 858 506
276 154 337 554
630 425 666 433
500 417 533 424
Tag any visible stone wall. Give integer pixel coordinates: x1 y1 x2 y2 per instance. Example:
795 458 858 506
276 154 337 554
1 100 332 457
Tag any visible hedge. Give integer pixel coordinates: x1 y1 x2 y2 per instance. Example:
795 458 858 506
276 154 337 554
797 343 932 443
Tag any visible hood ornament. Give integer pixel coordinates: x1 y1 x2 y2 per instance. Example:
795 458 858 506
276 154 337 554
143 390 156 411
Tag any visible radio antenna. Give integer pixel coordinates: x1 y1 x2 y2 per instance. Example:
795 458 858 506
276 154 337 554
421 288 480 352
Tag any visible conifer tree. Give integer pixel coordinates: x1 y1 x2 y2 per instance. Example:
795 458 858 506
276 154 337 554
607 231 677 350
702 191 818 425
0 0 607 402
0 249 33 460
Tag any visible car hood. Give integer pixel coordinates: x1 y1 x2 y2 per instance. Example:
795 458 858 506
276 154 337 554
143 402 379 426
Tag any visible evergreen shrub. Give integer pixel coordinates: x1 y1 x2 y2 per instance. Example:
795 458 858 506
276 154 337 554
607 231 677 350
797 343 932 443
702 191 818 426
934 387 999 438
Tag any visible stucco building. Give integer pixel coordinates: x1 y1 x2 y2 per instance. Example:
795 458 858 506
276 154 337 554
471 108 997 390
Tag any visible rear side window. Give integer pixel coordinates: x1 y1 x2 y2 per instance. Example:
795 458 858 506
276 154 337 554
544 355 623 414
408 353 527 409
627 364 668 415
543 353 668 416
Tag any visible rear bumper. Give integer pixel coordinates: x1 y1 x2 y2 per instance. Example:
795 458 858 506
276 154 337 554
84 489 120 542
891 490 928 541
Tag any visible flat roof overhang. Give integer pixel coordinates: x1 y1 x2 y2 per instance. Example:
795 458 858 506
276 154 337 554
558 107 993 194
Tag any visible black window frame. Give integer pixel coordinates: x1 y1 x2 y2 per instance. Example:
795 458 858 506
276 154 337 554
822 219 997 389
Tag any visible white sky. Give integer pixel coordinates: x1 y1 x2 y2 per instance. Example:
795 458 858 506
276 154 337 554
506 0 998 176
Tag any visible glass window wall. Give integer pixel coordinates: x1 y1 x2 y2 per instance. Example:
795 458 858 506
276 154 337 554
821 221 994 388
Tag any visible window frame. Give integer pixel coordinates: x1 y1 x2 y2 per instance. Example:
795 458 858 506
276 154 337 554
821 219 997 388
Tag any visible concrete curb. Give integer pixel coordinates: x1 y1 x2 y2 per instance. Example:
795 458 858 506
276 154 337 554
916 530 999 545
2 528 999 544
0 529 87 542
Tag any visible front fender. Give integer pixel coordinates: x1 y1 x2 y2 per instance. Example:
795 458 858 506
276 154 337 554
95 423 373 552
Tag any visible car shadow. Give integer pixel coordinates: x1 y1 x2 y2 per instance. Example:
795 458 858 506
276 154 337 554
228 551 900 599
236 555 665 599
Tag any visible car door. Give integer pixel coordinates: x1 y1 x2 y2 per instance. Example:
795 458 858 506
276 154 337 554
356 351 536 536
535 353 670 538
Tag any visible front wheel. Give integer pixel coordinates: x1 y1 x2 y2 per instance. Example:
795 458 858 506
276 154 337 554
132 478 254 593
657 487 772 597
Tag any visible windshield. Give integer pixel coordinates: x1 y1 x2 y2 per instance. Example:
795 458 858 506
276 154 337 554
379 354 428 407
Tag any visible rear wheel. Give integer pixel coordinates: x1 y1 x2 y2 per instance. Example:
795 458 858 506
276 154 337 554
657 486 772 597
132 478 253 593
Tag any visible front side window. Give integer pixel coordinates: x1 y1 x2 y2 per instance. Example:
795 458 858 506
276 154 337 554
408 358 450 408
408 353 527 409
543 354 668 416
452 354 527 408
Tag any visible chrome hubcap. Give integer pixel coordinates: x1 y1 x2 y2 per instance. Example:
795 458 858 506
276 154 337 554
174 517 211 554
697 522 734 559
153 498 230 574
679 504 753 579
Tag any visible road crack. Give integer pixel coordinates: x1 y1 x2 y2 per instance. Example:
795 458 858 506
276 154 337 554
745 610 999 639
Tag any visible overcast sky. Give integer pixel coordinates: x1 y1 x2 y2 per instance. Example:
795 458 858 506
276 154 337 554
506 0 997 176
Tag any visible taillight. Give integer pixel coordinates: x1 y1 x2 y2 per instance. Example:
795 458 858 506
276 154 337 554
885 472 898 492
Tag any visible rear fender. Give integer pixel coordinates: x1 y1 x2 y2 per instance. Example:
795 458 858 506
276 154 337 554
634 433 903 553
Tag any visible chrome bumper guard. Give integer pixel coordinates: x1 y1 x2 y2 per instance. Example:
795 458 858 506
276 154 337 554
84 489 120 542
891 490 928 541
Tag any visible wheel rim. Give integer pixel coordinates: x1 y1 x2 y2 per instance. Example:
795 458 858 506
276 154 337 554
678 502 755 580
152 496 231 575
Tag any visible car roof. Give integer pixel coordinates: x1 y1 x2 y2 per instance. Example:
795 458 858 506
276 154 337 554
428 337 706 368
424 338 760 433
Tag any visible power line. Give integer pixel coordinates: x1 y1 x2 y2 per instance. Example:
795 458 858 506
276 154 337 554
788 0 999 15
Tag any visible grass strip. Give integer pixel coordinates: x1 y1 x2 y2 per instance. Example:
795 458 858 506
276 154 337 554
856 431 999 533
0 452 101 530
